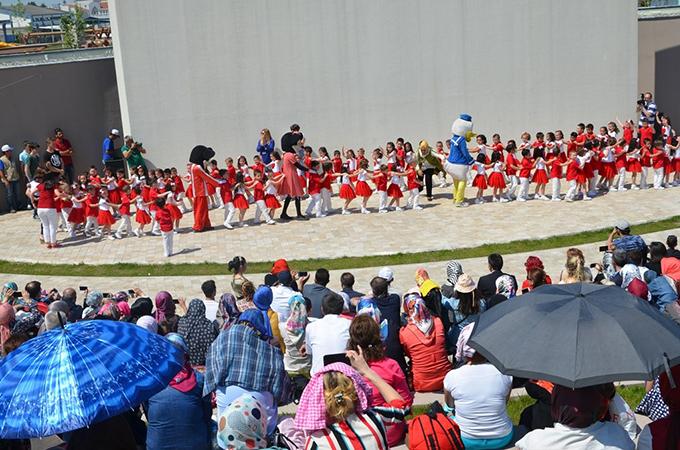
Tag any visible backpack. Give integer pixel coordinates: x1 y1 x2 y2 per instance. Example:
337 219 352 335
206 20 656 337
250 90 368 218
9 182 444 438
408 402 465 450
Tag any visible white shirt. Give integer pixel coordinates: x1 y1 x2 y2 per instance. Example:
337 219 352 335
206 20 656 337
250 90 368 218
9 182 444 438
515 421 634 450
443 363 513 439
202 298 219 322
305 314 351 375
271 285 295 321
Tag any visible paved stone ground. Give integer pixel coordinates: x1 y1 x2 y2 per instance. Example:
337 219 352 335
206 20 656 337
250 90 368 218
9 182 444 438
4 228 677 302
3 184 680 264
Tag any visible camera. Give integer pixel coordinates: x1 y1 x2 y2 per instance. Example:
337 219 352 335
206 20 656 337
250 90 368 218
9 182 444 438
637 93 645 106
135 142 143 147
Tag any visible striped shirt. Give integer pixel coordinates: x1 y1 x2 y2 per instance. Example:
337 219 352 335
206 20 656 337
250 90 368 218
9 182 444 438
639 101 657 127
304 401 410 450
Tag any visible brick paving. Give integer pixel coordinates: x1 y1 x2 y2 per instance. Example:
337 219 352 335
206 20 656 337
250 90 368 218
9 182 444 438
1 185 679 265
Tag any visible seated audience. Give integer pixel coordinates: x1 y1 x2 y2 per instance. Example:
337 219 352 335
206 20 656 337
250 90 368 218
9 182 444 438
477 254 518 299
305 293 351 375
442 273 486 352
370 276 407 374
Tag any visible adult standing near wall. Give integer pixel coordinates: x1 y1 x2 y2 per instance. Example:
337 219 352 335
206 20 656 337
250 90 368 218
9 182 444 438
43 137 64 182
54 128 74 184
19 141 40 183
102 128 120 170
32 169 59 249
121 135 147 175
188 145 223 232
637 92 657 129
416 140 443 201
0 145 21 213
256 128 275 165
279 124 308 220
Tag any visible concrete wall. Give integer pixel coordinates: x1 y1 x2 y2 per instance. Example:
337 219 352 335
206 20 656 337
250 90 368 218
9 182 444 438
0 55 122 174
109 0 637 169
638 15 680 125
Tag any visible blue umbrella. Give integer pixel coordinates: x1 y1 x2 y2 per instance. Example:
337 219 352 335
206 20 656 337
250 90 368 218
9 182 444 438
0 320 183 439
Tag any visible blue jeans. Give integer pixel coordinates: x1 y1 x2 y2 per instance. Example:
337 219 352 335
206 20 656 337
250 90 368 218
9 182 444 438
5 179 19 212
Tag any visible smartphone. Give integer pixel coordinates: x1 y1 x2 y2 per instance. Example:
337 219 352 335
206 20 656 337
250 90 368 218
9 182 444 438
298 271 308 278
599 245 609 252
127 289 135 295
79 286 88 291
102 293 111 298
172 298 180 304
323 352 351 367
12 291 22 299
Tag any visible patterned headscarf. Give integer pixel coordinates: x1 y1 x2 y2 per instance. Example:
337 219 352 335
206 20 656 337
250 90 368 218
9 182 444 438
218 293 240 329
620 264 643 290
0 303 15 345
356 298 388 342
495 275 516 299
154 291 175 323
117 301 131 318
286 294 307 335
415 268 440 297
295 363 373 431
455 322 476 362
177 299 217 366
1 282 17 300
113 291 129 303
446 261 464 286
403 291 433 335
217 394 269 450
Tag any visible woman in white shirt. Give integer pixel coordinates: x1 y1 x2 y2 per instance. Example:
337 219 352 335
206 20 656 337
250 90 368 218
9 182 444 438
516 384 634 450
443 323 514 449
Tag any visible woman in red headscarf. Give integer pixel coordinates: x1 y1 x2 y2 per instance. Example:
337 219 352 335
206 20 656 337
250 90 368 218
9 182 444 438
637 365 680 450
521 256 553 292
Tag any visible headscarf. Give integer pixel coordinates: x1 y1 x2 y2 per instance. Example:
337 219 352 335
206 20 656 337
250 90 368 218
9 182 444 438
550 385 607 428
130 297 153 320
48 300 69 315
165 333 198 393
620 264 643 289
356 298 388 342
113 291 129 303
136 315 158 334
218 293 240 329
1 282 17 299
0 303 15 345
286 294 307 335
403 291 433 335
238 309 271 339
177 299 217 366
415 268 440 297
154 291 175 323
117 301 131 318
271 259 290 275
455 322 476 362
217 394 269 450
82 291 103 318
253 285 273 337
495 275 516 299
11 310 42 335
98 302 121 320
295 363 373 431
44 311 66 331
446 261 464 286
525 256 545 272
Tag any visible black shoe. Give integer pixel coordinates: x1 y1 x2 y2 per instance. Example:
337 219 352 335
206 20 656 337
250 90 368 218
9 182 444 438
296 215 308 221
280 214 292 221
427 197 433 201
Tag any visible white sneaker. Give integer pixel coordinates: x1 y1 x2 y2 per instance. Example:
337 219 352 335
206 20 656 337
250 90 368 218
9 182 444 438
173 230 179 235
341 209 351 215
492 197 499 203
474 198 483 205
133 229 141 237
584 196 593 201
378 209 388 214
631 185 640 190
499 197 509 203
609 187 618 192
241 223 249 227
319 213 328 217
565 197 574 202
266 220 276 225
455 202 469 208
151 230 161 236
395 207 403 212
517 197 526 202
224 222 233 229
551 198 561 202
108 235 116 240
361 208 370 214
619 187 628 191
413 205 423 210
114 232 122 240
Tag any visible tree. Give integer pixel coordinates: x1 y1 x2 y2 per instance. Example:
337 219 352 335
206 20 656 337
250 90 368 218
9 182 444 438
60 7 85 49
10 1 26 19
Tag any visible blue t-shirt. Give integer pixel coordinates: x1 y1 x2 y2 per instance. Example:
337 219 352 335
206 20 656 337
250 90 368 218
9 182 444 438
256 139 275 164
0 159 5 172
102 137 115 162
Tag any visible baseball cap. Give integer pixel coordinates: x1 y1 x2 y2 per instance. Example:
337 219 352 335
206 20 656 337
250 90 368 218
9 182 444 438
111 129 120 136
1 144 12 152
378 267 394 282
614 219 630 231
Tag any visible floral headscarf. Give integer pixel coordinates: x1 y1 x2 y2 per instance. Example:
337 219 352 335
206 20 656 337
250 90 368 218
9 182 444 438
620 264 643 290
217 394 268 450
495 275 516 299
177 299 217 366
117 301 131 318
154 291 175 323
356 298 388 342
218 293 239 329
446 261 463 286
455 322 476 362
403 291 433 335
1 282 17 300
0 303 15 345
286 294 307 335
136 315 158 334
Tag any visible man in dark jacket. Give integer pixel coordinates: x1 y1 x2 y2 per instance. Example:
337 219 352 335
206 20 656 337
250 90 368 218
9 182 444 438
370 276 407 374
477 253 518 299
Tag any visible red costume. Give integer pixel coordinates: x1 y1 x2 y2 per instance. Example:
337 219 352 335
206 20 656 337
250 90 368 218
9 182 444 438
189 146 223 232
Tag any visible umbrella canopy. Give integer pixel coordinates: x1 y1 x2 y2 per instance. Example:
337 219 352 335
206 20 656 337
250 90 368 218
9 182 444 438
468 282 680 388
0 320 183 439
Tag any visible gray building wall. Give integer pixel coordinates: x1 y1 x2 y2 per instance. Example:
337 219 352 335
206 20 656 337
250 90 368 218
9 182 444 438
110 0 636 169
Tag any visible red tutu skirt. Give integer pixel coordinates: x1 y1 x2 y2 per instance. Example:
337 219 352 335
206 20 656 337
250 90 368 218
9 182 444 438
626 159 642 173
472 174 487 189
97 209 116 226
487 172 506 189
582 163 594 179
355 181 373 197
135 209 151 225
233 194 249 210
531 169 548 184
675 159 680 173
576 172 587 185
386 183 403 198
167 204 183 221
664 158 674 174
339 184 356 200
68 207 85 224
264 194 280 209
186 184 194 199
600 162 617 179
108 189 121 204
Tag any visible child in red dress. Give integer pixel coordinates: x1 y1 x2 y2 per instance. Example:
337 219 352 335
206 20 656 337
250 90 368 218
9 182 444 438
92 188 117 240
531 148 549 200
114 184 133 239
640 138 652 189
67 184 86 238
232 172 251 227
245 169 276 225
386 166 405 212
472 154 488 204
405 160 423 210
84 185 99 236
133 185 152 237
487 151 508 203
338 167 357 215
218 169 235 229
354 159 374 214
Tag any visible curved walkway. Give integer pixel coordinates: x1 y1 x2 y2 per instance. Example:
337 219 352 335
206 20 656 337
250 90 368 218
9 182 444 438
2 186 680 265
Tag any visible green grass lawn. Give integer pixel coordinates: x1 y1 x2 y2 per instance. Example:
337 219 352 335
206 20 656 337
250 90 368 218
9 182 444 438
2 216 679 277
408 384 646 424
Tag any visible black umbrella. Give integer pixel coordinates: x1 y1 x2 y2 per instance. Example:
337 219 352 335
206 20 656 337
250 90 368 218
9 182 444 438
468 283 680 388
